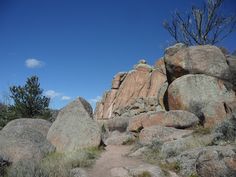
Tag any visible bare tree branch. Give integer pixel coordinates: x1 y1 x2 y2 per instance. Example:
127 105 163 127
163 0 236 45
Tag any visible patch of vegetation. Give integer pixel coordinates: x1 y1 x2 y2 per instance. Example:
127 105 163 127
137 171 152 177
5 147 102 177
122 137 136 145
143 141 163 165
189 173 199 177
9 75 51 118
159 162 181 174
0 104 18 129
213 115 236 144
0 76 53 129
192 126 211 135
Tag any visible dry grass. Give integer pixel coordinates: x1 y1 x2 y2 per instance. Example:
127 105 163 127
5 147 102 177
159 162 181 174
192 126 211 135
137 171 152 177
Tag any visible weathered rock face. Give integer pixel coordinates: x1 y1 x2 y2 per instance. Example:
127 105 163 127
2 118 51 137
164 44 231 83
128 110 199 132
0 118 54 163
113 97 162 119
227 55 236 91
161 134 215 159
155 57 166 74
174 146 236 177
168 74 235 127
139 125 193 145
95 60 167 120
47 97 101 152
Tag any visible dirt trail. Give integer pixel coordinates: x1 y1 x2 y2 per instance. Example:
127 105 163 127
86 145 145 177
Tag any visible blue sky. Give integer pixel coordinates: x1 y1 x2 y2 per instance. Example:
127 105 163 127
0 0 236 109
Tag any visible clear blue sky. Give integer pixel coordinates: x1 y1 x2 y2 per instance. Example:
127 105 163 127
0 0 236 109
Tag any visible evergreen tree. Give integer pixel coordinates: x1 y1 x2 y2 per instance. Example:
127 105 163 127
10 76 50 118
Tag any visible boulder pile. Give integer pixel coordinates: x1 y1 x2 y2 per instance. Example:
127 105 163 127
96 44 236 177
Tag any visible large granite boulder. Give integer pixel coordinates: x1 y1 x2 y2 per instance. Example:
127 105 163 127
95 60 167 120
168 74 235 127
164 44 231 83
227 55 236 91
0 118 54 163
128 110 199 132
139 125 193 145
47 97 101 152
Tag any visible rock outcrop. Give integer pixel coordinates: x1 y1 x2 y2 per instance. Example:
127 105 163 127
95 60 167 120
164 44 231 83
94 43 236 177
0 118 54 163
168 74 235 127
47 97 101 152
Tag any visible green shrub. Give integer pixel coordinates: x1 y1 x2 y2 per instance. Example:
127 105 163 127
0 105 18 129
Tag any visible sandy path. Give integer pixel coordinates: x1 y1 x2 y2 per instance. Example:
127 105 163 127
86 145 144 177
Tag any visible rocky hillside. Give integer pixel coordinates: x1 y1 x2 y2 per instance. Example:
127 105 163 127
94 43 236 177
95 44 236 128
0 43 236 177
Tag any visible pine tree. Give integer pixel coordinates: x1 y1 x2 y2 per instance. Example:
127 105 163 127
10 76 50 118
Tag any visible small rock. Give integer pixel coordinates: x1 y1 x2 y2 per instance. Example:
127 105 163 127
70 168 88 177
104 131 136 145
110 167 130 177
129 146 149 157
128 164 165 177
